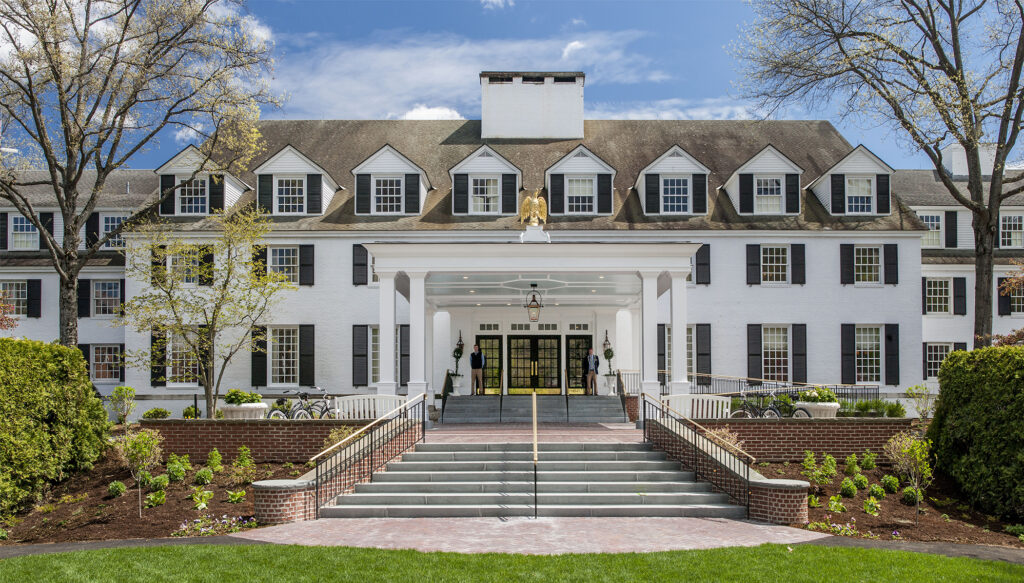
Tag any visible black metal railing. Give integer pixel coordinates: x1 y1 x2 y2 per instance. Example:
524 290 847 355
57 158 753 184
687 372 878 404
440 371 454 423
615 370 627 416
641 393 751 513
311 394 427 518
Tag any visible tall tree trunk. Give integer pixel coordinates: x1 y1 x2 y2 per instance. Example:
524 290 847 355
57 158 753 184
973 213 997 347
58 273 79 347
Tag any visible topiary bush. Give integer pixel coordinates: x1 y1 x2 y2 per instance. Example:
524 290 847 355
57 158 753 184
108 481 127 498
141 407 171 420
869 483 886 499
881 474 900 494
0 338 109 516
853 474 869 490
902 486 923 505
839 478 857 498
929 346 1024 520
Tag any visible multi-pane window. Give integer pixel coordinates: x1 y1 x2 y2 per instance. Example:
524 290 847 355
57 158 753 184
924 343 952 379
91 345 121 381
755 177 783 213
918 213 942 248
854 246 881 284
170 250 200 285
374 177 404 214
9 216 37 250
664 325 697 379
167 330 199 384
925 278 951 314
1009 285 1024 314
92 281 121 316
762 326 790 382
471 177 499 214
662 176 689 213
178 178 208 214
276 177 305 214
269 247 299 283
1001 214 1024 248
846 177 873 213
854 325 882 383
103 215 127 248
761 245 789 284
566 177 595 213
270 327 298 385
370 326 380 384
0 281 27 315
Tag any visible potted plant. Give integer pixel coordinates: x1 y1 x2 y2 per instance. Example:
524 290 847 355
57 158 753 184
795 387 840 418
221 389 267 419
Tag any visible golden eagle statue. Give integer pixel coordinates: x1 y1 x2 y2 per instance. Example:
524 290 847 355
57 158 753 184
519 189 548 227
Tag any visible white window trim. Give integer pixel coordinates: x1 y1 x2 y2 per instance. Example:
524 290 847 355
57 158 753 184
660 174 690 214
854 324 884 385
91 280 121 319
372 174 406 216
268 246 300 284
1000 213 1024 249
924 342 953 380
924 277 953 316
90 344 122 382
563 174 598 216
273 174 307 216
8 215 39 251
845 175 876 215
753 174 785 215
0 280 28 316
268 325 300 387
176 175 209 216
853 245 883 287
918 212 944 249
102 214 129 249
760 244 791 286
166 330 200 389
761 324 792 382
469 174 502 216
167 250 200 287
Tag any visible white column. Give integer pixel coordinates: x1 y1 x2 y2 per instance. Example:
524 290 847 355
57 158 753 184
669 271 690 394
406 272 428 398
377 270 397 395
615 309 633 371
640 270 661 396
424 307 435 401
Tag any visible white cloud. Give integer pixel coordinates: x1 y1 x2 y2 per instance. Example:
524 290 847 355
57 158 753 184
570 18 587 27
399 105 465 120
586 97 757 120
561 40 585 60
480 0 514 9
173 124 205 145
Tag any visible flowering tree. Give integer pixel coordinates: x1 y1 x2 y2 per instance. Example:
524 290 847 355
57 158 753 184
0 292 17 330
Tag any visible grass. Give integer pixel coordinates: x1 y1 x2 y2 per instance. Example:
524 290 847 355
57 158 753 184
0 544 1022 582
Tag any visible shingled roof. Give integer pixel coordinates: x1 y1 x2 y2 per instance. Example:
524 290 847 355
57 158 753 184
4 169 158 208
894 169 1024 207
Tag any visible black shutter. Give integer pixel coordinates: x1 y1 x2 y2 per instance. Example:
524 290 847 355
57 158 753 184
884 244 899 284
151 246 165 286
922 342 929 380
792 324 807 384
945 211 958 248
257 174 273 213
747 324 762 384
657 324 666 386
695 324 711 385
876 174 890 214
86 212 100 247
746 244 761 285
356 174 371 214
501 174 517 214
840 244 855 284
118 343 125 382
251 326 267 387
38 212 52 250
352 325 368 386
209 175 224 212
597 174 612 214
998 278 1012 315
645 173 660 214
884 324 900 386
352 244 368 286
404 174 419 214
306 174 322 214
299 245 314 286
150 330 166 387
160 175 176 215
549 174 564 214
26 279 41 318
78 344 90 372
791 244 806 284
77 279 91 318
0 212 7 249
953 342 967 352
198 246 214 286
841 324 856 385
922 277 928 314
453 173 469 214
252 246 267 277
299 325 315 386
399 324 410 386
695 244 710 285
739 174 754 213
785 174 800 213
953 277 967 315
831 174 846 214
692 174 707 214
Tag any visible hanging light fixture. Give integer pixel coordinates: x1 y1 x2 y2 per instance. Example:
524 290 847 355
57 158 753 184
523 283 544 322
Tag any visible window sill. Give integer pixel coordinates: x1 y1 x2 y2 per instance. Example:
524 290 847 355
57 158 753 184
759 282 792 288
853 283 884 288
924 313 957 318
166 383 201 390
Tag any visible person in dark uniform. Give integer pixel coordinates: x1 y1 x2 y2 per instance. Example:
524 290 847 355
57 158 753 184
582 347 600 395
470 344 485 395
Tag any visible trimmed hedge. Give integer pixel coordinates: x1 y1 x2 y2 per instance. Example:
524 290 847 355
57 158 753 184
929 346 1024 520
0 338 109 515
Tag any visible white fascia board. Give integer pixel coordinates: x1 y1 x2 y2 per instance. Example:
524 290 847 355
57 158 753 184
806 145 894 190
253 144 339 192
351 144 430 189
722 144 804 191
155 145 252 191
546 144 617 176
448 145 520 182
632 145 711 190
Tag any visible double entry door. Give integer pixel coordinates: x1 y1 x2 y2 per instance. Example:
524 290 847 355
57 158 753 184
508 335 561 394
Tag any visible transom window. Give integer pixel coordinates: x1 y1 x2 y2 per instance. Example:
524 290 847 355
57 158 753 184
92 281 121 316
10 216 38 250
755 177 783 214
854 325 882 383
103 215 127 248
566 177 595 214
762 326 790 382
854 246 881 284
761 245 789 284
846 177 873 213
511 323 530 331
0 281 27 315
471 177 499 214
374 177 404 214
91 345 121 381
270 327 299 385
276 177 305 214
925 278 951 314
662 176 689 213
924 343 952 379
167 330 199 384
269 247 299 283
178 178 208 215
1001 214 1024 248
918 213 942 248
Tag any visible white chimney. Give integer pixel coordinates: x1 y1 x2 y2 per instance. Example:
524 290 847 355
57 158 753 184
941 142 998 177
480 72 584 139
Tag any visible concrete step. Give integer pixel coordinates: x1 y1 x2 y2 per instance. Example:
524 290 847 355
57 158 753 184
401 451 665 462
353 481 711 494
371 470 696 483
320 503 747 519
385 460 682 472
332 491 729 506
414 442 651 453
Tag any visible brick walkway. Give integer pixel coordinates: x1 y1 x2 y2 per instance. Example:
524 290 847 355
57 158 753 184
426 422 644 444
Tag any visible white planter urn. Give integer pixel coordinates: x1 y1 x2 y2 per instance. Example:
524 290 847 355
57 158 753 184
795 401 840 418
450 376 463 396
602 375 618 396
221 402 268 419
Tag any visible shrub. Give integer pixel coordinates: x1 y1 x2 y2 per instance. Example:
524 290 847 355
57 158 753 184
828 495 847 512
107 481 127 498
141 407 171 420
227 490 246 504
704 426 747 456
0 339 109 516
869 483 886 500
194 467 213 485
190 486 214 511
864 496 881 516
113 428 163 518
844 454 860 476
797 387 837 403
800 451 817 475
322 427 359 452
109 386 136 424
233 446 253 468
885 432 933 522
885 401 906 418
167 453 192 472
819 454 838 481
853 474 869 490
144 490 165 508
224 389 263 405
0 528 7 540
881 474 900 494
206 448 223 473
182 405 201 419
905 384 935 419
902 486 923 505
930 346 1024 520
167 462 186 483
137 470 153 490
1003 524 1024 536
860 450 877 471
839 478 857 498
148 474 169 492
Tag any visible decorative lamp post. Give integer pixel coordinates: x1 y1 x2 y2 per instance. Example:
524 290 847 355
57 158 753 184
602 330 615 375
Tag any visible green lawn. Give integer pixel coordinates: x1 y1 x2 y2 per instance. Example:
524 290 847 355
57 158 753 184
0 543 1021 582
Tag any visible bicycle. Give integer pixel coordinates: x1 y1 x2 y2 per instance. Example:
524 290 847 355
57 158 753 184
730 387 812 418
266 386 337 419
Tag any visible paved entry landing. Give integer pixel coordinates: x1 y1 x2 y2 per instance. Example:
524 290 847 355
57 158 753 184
425 422 643 444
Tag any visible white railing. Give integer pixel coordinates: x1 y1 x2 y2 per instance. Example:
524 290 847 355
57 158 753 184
333 394 408 421
661 394 731 419
619 370 641 395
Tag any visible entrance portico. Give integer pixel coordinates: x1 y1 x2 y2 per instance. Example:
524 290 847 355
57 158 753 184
364 241 701 399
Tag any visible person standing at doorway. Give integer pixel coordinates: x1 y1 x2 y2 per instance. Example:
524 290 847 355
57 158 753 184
470 344 485 395
582 347 600 395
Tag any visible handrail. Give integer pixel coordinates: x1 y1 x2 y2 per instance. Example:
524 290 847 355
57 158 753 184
310 393 424 462
654 395 756 463
617 369 876 391
532 389 539 519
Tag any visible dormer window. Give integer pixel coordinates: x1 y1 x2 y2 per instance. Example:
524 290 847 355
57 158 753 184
846 176 874 214
566 176 596 214
276 176 306 214
374 176 404 214
755 176 783 214
178 178 208 215
661 176 689 213
471 176 500 214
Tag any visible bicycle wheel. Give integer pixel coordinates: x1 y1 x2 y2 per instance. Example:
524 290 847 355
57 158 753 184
761 406 782 419
267 410 287 420
292 408 312 420
730 407 753 419
792 407 812 418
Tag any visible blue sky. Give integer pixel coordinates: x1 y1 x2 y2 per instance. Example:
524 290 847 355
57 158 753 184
148 0 929 169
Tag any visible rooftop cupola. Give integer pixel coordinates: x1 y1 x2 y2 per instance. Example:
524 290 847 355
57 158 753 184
480 72 584 140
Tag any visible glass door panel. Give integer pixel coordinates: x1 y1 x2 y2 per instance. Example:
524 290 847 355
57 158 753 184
475 335 502 395
507 335 562 394
566 335 593 395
